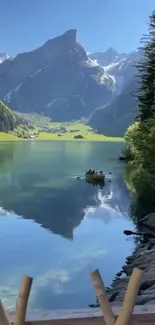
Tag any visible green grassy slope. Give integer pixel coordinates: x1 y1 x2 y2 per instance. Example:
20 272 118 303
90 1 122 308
0 111 124 142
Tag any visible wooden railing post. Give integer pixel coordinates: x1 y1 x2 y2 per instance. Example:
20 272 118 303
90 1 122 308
0 300 11 325
91 269 115 325
115 267 144 325
14 275 33 325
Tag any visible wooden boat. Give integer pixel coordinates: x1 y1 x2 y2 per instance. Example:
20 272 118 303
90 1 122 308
85 173 105 182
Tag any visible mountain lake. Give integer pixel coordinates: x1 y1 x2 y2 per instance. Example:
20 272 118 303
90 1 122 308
0 141 135 312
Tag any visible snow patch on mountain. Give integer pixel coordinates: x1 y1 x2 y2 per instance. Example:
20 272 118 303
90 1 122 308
84 57 115 86
104 58 126 73
88 56 126 92
44 98 69 109
0 53 12 64
86 57 99 67
4 91 12 103
4 80 24 102
89 49 140 93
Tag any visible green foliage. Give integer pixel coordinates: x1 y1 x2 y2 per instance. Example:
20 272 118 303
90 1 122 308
15 125 29 138
124 11 155 201
124 122 140 160
15 111 52 129
21 125 29 132
125 118 155 200
135 11 155 121
0 100 17 133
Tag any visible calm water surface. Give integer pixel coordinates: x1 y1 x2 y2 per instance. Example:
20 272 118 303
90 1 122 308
0 141 135 312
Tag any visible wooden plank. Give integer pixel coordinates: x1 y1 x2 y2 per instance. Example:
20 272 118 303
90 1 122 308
14 276 33 325
0 299 11 325
115 268 144 325
16 314 155 325
90 269 115 325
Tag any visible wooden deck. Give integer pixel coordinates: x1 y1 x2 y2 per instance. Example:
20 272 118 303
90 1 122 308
7 306 155 325
2 269 155 325
24 315 155 325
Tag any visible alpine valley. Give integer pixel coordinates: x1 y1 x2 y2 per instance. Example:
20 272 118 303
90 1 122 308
0 29 141 136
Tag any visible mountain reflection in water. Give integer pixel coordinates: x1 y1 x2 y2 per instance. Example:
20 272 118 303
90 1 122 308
0 173 131 239
0 141 135 311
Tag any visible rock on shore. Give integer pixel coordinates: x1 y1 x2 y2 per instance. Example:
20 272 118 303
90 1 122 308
108 213 155 305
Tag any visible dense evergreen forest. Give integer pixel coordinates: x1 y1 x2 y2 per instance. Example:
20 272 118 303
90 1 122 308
0 100 17 132
124 10 155 201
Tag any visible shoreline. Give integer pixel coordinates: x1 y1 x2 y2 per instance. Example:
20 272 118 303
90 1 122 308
0 133 124 143
0 139 125 143
108 213 155 306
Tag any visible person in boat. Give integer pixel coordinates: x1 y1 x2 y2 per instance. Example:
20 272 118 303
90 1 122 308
86 169 96 175
89 170 95 175
86 169 92 175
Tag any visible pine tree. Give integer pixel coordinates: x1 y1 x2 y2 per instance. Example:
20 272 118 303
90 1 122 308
0 100 17 132
134 11 155 122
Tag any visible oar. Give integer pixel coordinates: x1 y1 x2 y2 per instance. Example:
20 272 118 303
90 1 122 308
124 230 155 238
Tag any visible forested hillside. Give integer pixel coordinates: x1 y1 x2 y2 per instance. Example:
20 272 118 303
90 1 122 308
0 100 17 132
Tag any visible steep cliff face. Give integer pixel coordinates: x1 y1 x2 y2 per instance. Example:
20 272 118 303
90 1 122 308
89 78 137 136
88 49 143 136
0 30 116 121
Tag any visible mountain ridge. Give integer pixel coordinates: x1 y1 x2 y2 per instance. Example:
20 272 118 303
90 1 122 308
0 33 140 134
88 47 142 136
0 29 117 121
89 48 140 92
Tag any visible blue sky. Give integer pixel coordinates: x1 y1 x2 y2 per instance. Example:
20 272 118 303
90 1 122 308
0 0 155 55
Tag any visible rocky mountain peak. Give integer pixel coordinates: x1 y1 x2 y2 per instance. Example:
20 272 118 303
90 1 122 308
61 29 77 43
89 48 120 67
40 28 87 62
105 47 119 56
45 29 77 49
0 29 116 121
